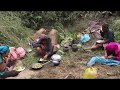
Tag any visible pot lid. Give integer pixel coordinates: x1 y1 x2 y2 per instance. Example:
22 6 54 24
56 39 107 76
51 54 61 60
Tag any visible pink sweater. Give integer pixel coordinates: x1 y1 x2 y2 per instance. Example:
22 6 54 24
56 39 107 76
105 42 120 61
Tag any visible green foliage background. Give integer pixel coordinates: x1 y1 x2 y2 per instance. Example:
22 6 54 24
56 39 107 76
0 11 120 46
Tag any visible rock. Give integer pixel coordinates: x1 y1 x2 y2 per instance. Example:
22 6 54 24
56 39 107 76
107 72 114 76
6 69 39 79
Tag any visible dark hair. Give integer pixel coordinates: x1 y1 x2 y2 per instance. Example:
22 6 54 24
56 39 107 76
102 23 109 32
106 43 118 56
107 50 116 56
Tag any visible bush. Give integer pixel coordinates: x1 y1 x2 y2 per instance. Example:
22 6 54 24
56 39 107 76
111 19 120 31
115 32 120 43
0 11 34 47
20 11 84 30
19 11 118 31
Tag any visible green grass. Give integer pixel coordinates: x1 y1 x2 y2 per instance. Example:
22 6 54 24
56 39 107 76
0 11 34 47
22 52 40 68
0 11 37 68
114 32 120 43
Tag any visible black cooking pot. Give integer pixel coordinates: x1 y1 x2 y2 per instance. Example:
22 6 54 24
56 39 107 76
63 46 70 52
72 44 78 52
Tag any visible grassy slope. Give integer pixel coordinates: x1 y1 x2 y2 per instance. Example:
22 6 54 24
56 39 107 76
0 11 39 68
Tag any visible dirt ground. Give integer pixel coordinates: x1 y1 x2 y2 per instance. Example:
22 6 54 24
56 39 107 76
7 59 120 79
7 47 120 79
6 37 120 79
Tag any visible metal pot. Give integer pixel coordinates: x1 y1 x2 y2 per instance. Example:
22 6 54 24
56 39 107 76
52 60 60 66
51 54 61 66
51 54 61 60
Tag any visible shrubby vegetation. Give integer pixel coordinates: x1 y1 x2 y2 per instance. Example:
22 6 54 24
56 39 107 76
20 11 83 30
111 19 120 31
20 11 115 30
115 32 120 43
0 11 120 46
0 11 33 47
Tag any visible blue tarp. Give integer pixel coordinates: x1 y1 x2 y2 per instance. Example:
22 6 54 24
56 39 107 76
87 56 120 66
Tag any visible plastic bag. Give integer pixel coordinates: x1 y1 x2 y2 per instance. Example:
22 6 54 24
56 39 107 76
80 34 90 43
83 67 97 79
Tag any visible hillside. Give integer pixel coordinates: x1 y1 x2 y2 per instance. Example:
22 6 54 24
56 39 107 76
1 11 120 79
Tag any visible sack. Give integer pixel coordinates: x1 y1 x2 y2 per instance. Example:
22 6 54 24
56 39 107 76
31 28 47 41
48 29 58 45
92 31 102 39
89 21 102 39
83 67 97 79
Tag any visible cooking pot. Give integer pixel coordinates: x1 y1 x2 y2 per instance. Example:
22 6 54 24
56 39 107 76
72 44 78 52
32 60 52 70
51 54 61 66
52 60 60 66
63 46 70 52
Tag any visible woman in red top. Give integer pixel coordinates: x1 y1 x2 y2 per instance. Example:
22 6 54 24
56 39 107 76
87 42 120 66
104 42 120 61
85 23 115 51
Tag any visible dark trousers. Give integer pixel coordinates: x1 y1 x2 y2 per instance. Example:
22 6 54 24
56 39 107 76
0 60 19 79
1 70 19 78
7 60 16 67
